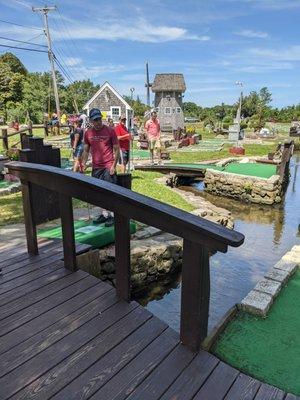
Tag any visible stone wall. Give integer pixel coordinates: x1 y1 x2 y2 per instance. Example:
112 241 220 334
204 169 282 205
77 230 183 296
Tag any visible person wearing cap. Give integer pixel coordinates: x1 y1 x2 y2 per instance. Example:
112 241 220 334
144 111 161 164
82 108 120 226
115 115 132 173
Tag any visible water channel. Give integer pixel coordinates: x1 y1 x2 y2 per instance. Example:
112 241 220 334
141 153 300 333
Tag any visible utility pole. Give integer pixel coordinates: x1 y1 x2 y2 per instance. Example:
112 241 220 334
32 5 61 118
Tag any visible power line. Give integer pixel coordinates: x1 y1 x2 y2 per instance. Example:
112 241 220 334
55 7 90 81
0 43 47 53
0 19 42 31
0 35 47 48
53 54 74 84
52 44 78 82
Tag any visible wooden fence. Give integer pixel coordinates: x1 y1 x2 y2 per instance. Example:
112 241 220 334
0 123 69 151
5 161 244 351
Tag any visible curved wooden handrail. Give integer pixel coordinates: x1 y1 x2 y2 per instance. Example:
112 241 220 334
6 161 244 252
6 160 244 351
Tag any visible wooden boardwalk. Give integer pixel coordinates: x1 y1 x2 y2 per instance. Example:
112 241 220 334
0 239 297 400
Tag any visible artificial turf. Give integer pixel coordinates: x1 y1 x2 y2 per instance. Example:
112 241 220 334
0 181 11 188
165 162 277 179
213 269 300 395
224 162 277 179
38 219 136 248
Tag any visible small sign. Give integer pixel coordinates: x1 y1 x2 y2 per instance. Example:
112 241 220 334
76 225 104 234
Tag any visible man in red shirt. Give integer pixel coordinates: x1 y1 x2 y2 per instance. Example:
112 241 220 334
115 115 132 173
82 108 120 226
144 111 161 164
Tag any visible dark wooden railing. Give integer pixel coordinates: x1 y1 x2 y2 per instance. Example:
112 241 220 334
0 123 33 150
5 162 244 351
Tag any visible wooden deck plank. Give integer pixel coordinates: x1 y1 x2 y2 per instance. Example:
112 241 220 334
0 240 90 274
88 327 180 400
0 286 115 378
0 239 57 266
0 280 111 355
0 261 64 303
160 350 219 400
125 343 195 400
0 273 95 336
254 384 286 400
193 361 239 400
0 251 64 281
224 373 261 400
0 300 139 400
0 266 80 320
17 312 163 400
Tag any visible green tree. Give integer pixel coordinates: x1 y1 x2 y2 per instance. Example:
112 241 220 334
0 52 27 75
61 80 100 113
0 61 25 121
123 95 149 117
183 102 201 116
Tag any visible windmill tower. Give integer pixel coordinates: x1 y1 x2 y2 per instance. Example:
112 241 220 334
145 62 152 107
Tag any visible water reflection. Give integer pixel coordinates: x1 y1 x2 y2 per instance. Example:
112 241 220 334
140 153 300 332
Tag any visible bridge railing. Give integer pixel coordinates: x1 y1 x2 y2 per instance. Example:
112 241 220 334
5 161 244 351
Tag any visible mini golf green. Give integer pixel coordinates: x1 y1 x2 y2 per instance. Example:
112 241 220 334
224 162 277 179
164 162 277 178
132 150 150 159
0 180 12 188
38 219 136 248
213 269 300 395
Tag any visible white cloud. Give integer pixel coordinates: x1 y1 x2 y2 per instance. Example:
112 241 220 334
235 29 269 39
71 64 126 79
249 46 300 61
52 16 210 43
247 0 300 10
64 57 82 67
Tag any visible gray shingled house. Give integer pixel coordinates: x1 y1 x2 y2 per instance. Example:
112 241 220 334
152 73 186 131
83 81 133 129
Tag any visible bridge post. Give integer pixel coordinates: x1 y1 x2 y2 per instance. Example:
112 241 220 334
21 180 38 255
114 213 131 301
59 193 77 271
180 240 210 351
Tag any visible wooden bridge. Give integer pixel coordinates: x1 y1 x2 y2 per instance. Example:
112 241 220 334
0 162 297 399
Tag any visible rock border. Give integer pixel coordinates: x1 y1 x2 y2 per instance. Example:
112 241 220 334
239 245 300 317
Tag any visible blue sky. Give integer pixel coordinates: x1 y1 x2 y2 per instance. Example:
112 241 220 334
0 0 299 107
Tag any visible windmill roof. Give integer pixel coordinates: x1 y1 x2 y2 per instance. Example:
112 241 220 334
151 74 186 92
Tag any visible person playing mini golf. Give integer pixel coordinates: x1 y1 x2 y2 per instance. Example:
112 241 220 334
82 108 120 226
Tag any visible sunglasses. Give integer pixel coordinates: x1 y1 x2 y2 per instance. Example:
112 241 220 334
93 118 102 122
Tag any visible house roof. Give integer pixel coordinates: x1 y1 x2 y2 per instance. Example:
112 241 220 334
83 81 133 110
151 74 186 92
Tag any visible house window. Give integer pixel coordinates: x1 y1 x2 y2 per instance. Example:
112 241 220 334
172 108 176 114
176 107 181 113
165 107 171 114
154 107 159 113
110 106 121 121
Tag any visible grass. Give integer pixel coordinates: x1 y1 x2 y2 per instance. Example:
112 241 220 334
132 170 194 212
